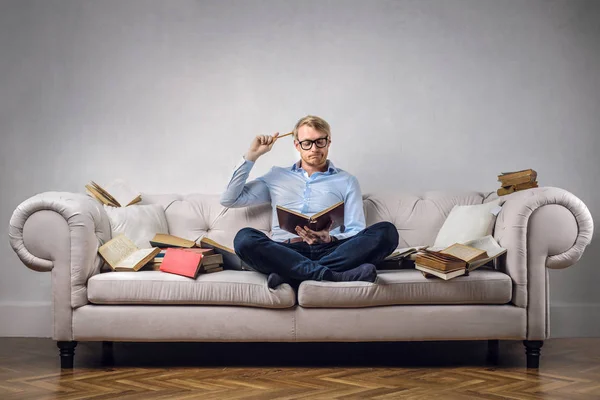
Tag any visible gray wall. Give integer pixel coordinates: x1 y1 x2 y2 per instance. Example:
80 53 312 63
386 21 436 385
1 0 598 337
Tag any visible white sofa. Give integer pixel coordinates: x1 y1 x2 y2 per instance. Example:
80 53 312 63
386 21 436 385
8 186 594 369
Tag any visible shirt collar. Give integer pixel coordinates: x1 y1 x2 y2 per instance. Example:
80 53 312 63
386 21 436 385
291 159 338 175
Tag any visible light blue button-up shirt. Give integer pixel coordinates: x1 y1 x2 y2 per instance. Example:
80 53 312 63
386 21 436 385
220 158 366 242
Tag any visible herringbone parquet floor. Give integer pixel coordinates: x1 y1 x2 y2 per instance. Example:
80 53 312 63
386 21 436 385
0 338 599 399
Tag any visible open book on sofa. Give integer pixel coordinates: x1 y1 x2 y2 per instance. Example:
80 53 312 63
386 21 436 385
98 234 160 271
415 235 507 280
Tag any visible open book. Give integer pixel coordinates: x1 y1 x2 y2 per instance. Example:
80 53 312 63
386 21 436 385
98 234 160 271
276 200 344 235
200 237 252 271
85 179 141 207
415 235 506 280
384 246 429 262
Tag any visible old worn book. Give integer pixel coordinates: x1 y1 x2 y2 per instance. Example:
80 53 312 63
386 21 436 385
497 181 538 196
200 237 252 271
98 234 160 271
182 250 222 267
498 169 537 186
159 248 203 278
276 200 344 235
203 265 224 274
85 180 141 207
415 250 468 272
415 235 507 280
201 254 223 266
150 233 199 248
417 265 471 280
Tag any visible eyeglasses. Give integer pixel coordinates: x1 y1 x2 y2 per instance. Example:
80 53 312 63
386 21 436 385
297 136 329 150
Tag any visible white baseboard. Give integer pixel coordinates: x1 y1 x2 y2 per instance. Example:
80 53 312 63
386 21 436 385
0 301 52 337
0 301 598 338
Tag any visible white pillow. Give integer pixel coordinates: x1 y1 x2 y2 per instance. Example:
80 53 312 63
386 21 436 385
104 204 169 249
433 199 503 249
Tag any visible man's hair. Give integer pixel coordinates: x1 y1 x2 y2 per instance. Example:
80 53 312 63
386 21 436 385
293 115 331 140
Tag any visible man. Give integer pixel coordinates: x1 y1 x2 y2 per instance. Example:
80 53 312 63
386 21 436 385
220 115 398 289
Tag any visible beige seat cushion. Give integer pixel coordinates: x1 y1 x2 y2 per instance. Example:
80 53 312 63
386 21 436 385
298 268 512 308
88 270 295 309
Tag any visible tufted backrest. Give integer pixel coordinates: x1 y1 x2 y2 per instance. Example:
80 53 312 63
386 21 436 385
140 191 499 249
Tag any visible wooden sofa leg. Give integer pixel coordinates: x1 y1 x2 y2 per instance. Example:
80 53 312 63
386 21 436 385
57 341 78 369
523 340 543 369
487 339 499 364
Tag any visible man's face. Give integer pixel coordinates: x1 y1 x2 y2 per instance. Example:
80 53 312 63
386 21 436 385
294 125 330 168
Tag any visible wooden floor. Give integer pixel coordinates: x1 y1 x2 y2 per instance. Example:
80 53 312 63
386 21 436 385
0 338 599 399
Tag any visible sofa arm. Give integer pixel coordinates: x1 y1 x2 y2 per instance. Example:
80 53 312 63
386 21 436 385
493 186 594 339
8 192 111 340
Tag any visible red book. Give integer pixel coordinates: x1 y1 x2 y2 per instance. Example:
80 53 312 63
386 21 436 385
159 248 203 278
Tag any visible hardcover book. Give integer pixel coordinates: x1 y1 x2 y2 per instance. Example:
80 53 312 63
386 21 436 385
159 248 203 278
149 233 199 249
276 200 344 235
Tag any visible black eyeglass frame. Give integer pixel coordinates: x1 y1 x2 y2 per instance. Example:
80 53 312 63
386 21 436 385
297 136 330 150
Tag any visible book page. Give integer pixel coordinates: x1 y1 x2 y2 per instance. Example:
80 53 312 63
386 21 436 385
276 205 310 219
115 248 156 269
90 181 120 206
464 236 507 269
104 179 141 207
85 185 114 206
441 244 486 262
386 245 428 258
98 235 139 268
463 235 506 258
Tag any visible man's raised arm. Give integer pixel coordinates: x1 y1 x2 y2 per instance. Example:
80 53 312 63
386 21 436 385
219 133 280 208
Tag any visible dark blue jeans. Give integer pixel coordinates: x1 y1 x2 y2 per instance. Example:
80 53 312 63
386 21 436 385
233 221 399 282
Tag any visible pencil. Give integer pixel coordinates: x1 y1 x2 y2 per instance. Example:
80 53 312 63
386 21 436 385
274 132 293 140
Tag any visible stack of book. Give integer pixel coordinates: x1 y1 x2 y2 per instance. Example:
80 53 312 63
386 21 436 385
414 236 507 280
149 234 224 276
149 249 167 268
497 169 538 196
97 233 246 277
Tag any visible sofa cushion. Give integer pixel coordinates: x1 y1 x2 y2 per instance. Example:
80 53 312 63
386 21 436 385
298 268 512 308
433 199 503 249
104 204 169 249
88 270 295 309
